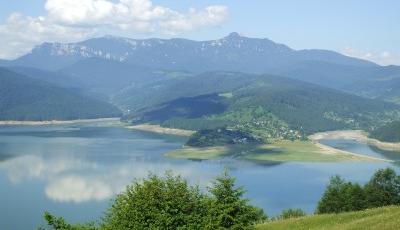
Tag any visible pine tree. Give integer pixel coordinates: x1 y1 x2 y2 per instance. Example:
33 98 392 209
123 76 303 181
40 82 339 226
206 170 266 229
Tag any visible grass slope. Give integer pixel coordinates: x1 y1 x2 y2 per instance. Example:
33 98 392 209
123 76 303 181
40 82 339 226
256 206 400 230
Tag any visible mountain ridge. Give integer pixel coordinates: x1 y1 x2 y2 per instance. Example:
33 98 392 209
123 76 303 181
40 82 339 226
2 33 400 105
8 32 377 71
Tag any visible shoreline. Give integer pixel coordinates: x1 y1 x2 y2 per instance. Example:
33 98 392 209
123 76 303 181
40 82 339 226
126 124 195 137
309 130 399 156
0 117 120 126
312 141 391 162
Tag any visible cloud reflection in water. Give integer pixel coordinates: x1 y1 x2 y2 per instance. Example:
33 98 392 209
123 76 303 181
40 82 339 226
0 153 218 203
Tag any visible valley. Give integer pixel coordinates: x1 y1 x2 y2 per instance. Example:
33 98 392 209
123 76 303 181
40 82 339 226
1 32 400 229
1 34 400 164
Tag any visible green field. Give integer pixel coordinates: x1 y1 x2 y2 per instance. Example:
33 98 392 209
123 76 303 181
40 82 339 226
256 206 400 230
166 146 229 160
244 140 359 162
166 140 365 162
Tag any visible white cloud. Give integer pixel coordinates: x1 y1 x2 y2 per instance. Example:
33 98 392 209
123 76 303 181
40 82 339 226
45 0 115 25
342 47 400 66
0 0 228 59
44 0 227 32
0 13 93 59
160 6 228 35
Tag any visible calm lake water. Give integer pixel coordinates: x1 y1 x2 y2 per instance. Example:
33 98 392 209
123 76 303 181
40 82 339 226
0 123 399 229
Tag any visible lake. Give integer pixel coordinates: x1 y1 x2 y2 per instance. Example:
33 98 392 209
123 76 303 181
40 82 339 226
0 123 399 229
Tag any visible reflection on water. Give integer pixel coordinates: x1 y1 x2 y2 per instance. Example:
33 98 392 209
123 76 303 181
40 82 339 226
320 139 400 161
369 146 400 163
0 124 399 229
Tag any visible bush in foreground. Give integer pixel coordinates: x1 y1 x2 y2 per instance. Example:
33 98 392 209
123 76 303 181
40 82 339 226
41 171 266 230
364 168 400 208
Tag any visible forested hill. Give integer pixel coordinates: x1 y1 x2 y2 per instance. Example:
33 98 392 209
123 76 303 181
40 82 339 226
370 121 400 143
0 68 121 121
121 72 400 135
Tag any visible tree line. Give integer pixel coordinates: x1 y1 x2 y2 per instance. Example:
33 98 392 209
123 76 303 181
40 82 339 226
317 168 400 214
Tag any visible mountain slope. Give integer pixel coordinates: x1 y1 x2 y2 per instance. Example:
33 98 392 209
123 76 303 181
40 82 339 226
0 59 11 67
0 68 121 121
59 58 170 95
342 65 400 103
6 66 82 89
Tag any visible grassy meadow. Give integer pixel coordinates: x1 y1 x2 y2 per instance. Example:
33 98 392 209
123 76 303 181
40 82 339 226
166 140 371 162
244 140 362 162
256 206 400 230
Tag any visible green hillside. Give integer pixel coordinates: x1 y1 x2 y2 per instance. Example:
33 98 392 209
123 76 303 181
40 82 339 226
0 68 122 121
256 206 400 230
122 72 400 139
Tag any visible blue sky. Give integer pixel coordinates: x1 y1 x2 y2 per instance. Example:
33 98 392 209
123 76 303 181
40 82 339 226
0 0 399 65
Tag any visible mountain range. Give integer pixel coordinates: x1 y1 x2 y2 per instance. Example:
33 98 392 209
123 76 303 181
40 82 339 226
10 32 376 72
2 32 399 98
0 33 400 130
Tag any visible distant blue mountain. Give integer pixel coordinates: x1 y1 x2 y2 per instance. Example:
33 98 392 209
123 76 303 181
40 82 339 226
0 59 11 67
11 32 376 72
59 58 169 95
5 33 400 102
6 66 82 89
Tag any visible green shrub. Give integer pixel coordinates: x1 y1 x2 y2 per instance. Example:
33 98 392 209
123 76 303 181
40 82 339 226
101 172 206 230
364 168 400 208
316 176 366 214
317 168 400 214
277 208 306 219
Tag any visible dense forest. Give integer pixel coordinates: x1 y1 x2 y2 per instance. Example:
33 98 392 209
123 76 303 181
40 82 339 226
370 121 400 142
0 68 121 121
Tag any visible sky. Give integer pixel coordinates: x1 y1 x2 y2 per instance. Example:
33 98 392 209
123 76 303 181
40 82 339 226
0 0 399 65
